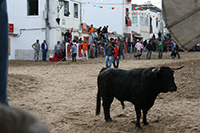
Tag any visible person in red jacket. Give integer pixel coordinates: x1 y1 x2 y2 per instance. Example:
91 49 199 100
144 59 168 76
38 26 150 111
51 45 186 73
113 43 120 68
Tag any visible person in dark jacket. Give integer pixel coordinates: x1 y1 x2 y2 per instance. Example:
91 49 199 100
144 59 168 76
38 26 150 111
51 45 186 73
41 40 48 61
146 40 153 59
119 40 125 59
64 30 71 42
97 26 102 38
105 42 114 68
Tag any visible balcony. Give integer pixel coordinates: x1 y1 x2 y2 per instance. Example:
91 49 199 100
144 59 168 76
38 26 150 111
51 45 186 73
124 26 132 34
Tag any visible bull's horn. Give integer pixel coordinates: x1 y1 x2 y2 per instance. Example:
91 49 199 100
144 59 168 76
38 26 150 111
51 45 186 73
152 67 160 73
170 65 184 71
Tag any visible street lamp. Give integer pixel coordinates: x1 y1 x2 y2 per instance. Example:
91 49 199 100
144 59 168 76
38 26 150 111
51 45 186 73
56 0 64 25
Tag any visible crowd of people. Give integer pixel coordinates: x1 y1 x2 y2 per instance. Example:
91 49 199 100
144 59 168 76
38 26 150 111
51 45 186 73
68 37 125 68
31 31 182 69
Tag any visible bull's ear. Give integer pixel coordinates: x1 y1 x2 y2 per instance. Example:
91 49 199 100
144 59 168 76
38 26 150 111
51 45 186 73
152 67 160 73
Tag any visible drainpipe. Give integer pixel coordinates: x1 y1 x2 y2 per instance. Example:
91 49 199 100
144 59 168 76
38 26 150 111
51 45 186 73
45 0 50 49
80 1 82 35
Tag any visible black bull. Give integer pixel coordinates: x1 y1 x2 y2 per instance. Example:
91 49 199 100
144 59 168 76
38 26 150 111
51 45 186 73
96 66 183 129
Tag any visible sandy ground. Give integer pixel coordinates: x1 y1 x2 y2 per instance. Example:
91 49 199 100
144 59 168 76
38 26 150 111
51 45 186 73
8 52 200 133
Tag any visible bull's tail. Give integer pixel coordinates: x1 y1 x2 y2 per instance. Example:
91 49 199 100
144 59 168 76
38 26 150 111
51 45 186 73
96 90 101 115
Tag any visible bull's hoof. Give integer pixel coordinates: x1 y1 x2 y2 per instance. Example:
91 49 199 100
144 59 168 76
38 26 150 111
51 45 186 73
135 126 142 130
135 123 142 130
143 122 149 126
105 118 113 122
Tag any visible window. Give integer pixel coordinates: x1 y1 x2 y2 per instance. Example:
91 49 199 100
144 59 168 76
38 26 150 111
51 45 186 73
140 16 145 25
64 1 70 17
132 16 138 24
74 3 78 18
27 0 38 16
145 17 148 26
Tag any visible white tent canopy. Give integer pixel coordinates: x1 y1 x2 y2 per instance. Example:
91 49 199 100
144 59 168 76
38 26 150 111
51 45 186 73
162 0 200 50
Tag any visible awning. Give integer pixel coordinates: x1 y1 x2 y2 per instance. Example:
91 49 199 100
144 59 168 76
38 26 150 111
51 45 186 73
133 35 143 38
132 31 143 38
162 0 200 50
108 32 123 38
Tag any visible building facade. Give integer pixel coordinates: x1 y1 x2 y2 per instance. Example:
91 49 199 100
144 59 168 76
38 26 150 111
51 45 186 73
131 3 164 40
8 0 81 60
81 0 132 39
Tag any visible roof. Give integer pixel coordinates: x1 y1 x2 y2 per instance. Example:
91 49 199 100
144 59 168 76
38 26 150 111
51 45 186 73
132 4 162 13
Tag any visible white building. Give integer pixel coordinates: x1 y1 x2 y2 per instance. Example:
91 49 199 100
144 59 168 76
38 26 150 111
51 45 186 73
7 0 81 60
81 0 132 40
131 3 164 40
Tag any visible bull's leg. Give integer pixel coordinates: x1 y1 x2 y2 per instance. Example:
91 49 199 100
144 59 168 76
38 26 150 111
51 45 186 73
102 96 114 122
134 105 142 129
142 110 149 125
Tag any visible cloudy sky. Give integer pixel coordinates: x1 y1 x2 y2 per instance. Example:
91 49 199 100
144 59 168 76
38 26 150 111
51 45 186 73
132 0 162 8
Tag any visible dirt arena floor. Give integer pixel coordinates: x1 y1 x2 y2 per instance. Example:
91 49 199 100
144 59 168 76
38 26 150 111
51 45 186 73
8 52 200 133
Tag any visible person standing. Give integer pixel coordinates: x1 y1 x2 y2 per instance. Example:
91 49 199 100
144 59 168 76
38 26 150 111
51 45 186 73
41 40 48 61
175 43 180 59
103 25 108 41
119 40 125 59
128 39 132 54
146 40 153 59
54 41 61 59
163 39 168 53
0 0 9 105
81 39 89 61
113 43 120 68
157 39 164 59
171 40 176 59
60 40 66 61
97 26 102 38
71 43 77 62
143 40 147 52
105 42 114 68
90 41 95 58
99 40 105 57
94 39 98 58
32 39 40 61
158 31 162 40
89 24 94 42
